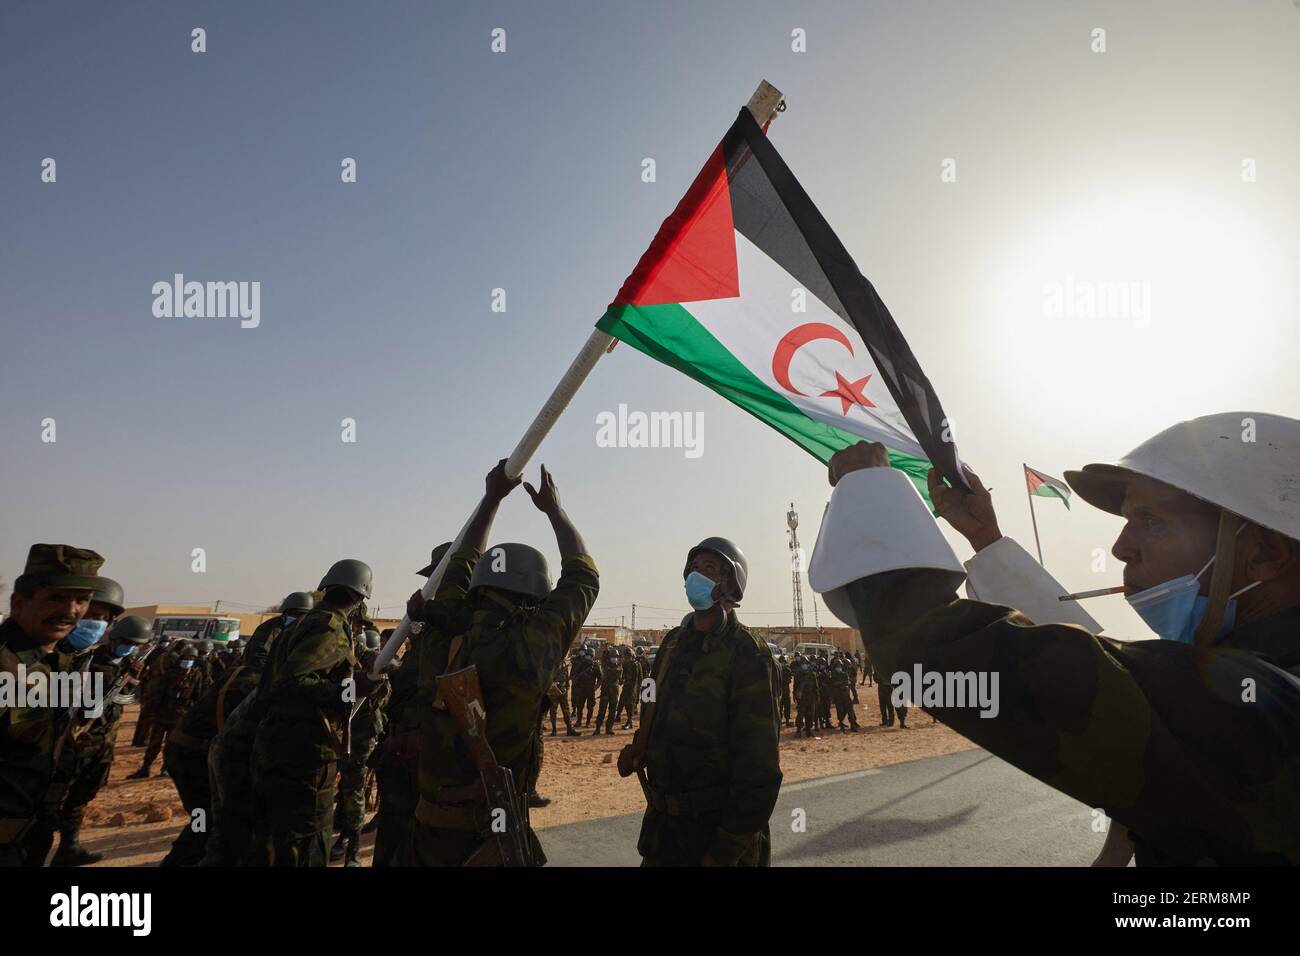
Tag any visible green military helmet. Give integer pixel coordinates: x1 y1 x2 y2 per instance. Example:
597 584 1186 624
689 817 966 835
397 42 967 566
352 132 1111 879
106 615 153 645
416 541 455 577
683 536 749 600
91 577 126 615
319 559 373 600
363 628 381 651
280 591 315 613
468 543 551 599
179 642 199 659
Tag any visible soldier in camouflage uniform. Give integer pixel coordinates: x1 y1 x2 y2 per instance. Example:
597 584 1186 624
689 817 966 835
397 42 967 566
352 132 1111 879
794 657 819 739
132 636 172 747
1 544 110 867
830 660 860 732
570 648 599 727
619 537 781 866
811 416 1300 865
251 564 377 867
370 650 422 867
593 645 622 736
777 654 793 727
200 592 312 866
49 613 152 866
20 576 125 866
330 628 389 866
128 642 204 778
543 652 580 737
617 647 642 729
402 461 598 866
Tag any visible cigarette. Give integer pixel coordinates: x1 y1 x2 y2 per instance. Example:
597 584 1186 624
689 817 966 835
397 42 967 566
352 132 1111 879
1058 585 1126 602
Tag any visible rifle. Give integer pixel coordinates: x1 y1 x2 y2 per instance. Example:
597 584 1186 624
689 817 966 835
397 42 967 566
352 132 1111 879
434 664 534 867
73 647 157 743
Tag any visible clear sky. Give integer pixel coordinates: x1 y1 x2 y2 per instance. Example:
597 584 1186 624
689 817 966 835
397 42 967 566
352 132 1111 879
2 1 1297 637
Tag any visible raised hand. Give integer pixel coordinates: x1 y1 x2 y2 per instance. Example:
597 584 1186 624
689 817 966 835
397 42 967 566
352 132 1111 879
523 464 561 515
927 465 1002 552
485 458 522 503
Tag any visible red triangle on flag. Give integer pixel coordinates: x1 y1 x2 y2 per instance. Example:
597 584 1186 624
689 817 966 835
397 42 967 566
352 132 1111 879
611 144 740 307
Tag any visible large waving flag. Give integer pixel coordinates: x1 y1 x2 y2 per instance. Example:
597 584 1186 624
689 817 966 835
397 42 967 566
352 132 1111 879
597 107 962 500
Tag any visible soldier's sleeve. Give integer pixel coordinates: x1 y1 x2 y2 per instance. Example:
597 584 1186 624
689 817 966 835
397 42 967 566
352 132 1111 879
711 635 783 865
963 535 1101 631
529 555 600 663
816 466 1300 863
265 618 355 715
430 545 481 604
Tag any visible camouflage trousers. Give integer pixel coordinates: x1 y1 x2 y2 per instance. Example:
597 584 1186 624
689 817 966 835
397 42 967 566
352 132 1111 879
372 762 417 868
616 686 639 725
637 808 770 867
333 734 378 836
22 723 119 865
140 718 178 770
877 682 905 725
202 717 258 866
796 693 817 737
545 693 576 735
571 682 597 724
595 686 619 731
779 689 792 723
833 692 859 729
252 715 338 867
160 737 211 867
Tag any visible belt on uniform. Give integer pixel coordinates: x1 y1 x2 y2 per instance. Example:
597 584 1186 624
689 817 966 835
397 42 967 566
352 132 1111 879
645 782 730 817
0 816 35 844
167 729 211 752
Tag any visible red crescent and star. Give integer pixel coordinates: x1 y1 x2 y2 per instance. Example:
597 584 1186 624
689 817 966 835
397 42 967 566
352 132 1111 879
771 322 875 415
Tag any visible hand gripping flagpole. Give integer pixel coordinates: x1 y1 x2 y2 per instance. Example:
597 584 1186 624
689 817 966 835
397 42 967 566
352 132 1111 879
372 80 786 676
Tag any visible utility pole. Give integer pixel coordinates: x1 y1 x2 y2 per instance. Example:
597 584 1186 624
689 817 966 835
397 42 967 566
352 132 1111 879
631 604 636 631
787 503 805 628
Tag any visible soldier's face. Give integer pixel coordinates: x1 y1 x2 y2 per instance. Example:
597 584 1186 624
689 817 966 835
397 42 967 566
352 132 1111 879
84 602 116 624
11 587 93 644
1112 476 1221 593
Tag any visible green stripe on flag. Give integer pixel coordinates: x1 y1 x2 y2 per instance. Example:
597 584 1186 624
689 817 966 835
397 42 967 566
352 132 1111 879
598 301 935 504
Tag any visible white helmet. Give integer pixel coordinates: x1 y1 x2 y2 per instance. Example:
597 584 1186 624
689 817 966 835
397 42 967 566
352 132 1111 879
1065 412 1300 541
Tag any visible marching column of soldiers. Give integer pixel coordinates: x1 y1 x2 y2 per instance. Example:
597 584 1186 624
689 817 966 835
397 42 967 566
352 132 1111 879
5 409 1300 867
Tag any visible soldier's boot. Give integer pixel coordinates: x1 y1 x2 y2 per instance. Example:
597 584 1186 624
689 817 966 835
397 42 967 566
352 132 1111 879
361 814 379 834
344 839 361 868
50 825 103 867
330 830 355 863
591 726 601 736
526 792 551 809
127 763 152 779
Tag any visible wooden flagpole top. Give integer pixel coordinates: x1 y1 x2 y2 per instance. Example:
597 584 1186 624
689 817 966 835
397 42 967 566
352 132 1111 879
745 80 785 126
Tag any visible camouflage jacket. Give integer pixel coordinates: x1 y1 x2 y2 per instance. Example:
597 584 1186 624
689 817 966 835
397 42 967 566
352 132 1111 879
844 568 1300 866
255 606 357 760
640 610 782 864
0 619 74 832
413 545 599 805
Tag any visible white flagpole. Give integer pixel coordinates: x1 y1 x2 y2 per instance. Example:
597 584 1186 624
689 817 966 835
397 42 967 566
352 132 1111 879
1025 464 1045 567
373 80 786 675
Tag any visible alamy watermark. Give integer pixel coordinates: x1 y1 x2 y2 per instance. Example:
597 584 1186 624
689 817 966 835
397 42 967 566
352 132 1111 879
1042 274 1151 328
891 664 1000 718
595 404 703 459
152 274 260 328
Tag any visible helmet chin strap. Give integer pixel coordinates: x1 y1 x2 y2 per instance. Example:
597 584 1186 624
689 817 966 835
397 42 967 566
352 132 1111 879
1193 510 1240 647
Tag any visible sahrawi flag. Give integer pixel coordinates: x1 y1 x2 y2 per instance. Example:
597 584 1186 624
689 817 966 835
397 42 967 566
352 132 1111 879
1024 465 1072 509
596 107 963 500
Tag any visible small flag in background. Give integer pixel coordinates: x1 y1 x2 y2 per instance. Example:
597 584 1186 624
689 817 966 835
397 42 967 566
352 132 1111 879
596 107 963 504
1024 465 1072 508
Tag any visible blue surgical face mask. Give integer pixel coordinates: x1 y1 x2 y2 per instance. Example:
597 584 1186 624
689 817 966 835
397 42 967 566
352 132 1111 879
1126 543 1261 644
113 643 136 659
179 659 195 670
282 615 295 627
685 571 718 611
66 618 108 650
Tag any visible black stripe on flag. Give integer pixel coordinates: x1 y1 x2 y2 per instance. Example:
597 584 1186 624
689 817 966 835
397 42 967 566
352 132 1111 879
721 108 965 491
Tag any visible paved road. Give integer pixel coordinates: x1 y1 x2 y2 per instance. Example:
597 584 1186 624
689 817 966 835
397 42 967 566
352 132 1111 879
539 749 1110 866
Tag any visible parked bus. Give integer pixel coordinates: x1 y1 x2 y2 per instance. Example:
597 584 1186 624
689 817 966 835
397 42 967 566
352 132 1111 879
151 615 242 643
